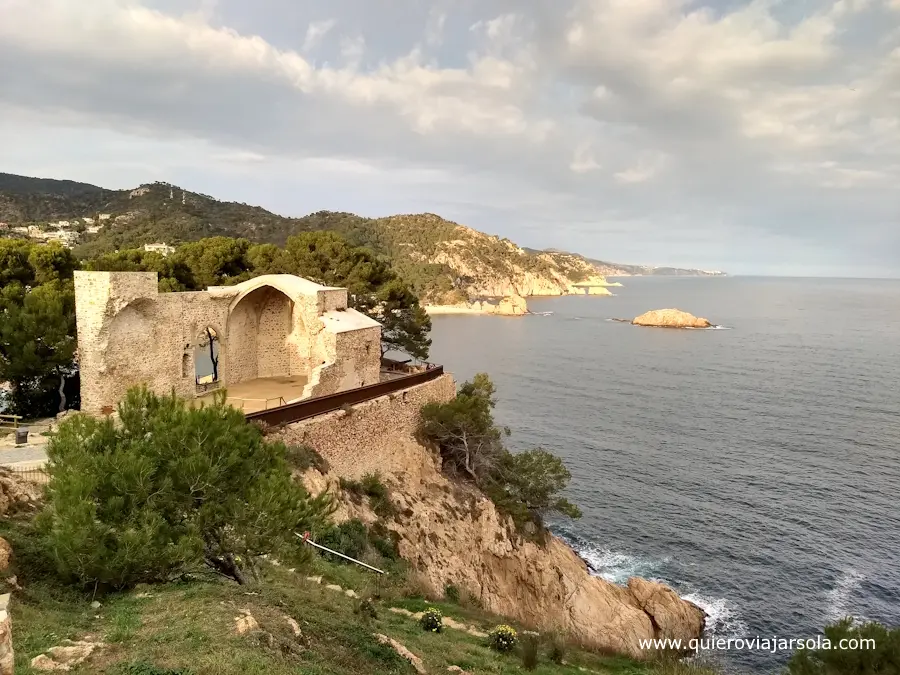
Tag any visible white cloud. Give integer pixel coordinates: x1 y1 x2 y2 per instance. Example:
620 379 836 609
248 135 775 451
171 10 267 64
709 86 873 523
614 154 666 183
303 19 336 52
0 0 897 275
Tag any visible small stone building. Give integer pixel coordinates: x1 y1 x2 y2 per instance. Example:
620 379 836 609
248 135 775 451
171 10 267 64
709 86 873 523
74 271 383 415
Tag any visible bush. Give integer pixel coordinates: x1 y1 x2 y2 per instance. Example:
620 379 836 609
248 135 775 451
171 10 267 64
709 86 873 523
315 519 399 563
339 473 397 519
488 625 518 653
355 597 379 620
419 374 581 534
548 633 566 664
287 445 330 474
39 387 332 589
420 607 443 633
317 519 369 561
786 618 900 675
444 583 460 604
520 631 540 670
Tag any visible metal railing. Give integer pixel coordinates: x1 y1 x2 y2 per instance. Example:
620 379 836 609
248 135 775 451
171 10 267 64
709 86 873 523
246 364 444 426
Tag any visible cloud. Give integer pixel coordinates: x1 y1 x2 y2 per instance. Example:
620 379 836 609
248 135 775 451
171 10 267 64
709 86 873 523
614 153 666 184
0 0 897 276
303 19 336 52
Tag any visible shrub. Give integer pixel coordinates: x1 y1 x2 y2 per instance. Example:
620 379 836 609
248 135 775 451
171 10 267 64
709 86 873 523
39 387 332 589
315 519 399 564
317 519 369 561
548 633 566 664
420 607 443 633
339 473 396 519
488 625 518 653
520 631 540 670
786 618 900 675
419 374 581 534
355 597 378 620
444 583 460 604
287 445 330 474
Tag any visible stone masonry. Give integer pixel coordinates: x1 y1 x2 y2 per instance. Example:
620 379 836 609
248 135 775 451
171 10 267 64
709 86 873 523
74 272 382 415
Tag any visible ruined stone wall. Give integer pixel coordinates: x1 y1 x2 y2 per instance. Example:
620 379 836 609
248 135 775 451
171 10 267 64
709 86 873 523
76 271 383 415
256 288 292 378
275 373 456 477
302 325 381 398
226 294 259 384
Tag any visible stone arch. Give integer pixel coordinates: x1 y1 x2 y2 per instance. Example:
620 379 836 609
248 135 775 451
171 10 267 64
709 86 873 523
225 284 310 385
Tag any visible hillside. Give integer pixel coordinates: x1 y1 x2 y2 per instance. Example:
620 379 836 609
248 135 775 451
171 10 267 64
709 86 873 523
529 248 726 277
0 173 725 302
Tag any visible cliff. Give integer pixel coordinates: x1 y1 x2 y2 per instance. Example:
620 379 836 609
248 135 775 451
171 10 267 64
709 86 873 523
425 295 529 316
273 376 705 658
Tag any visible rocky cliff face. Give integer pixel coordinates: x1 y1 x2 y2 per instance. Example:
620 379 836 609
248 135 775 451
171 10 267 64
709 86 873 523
429 229 617 300
275 377 705 658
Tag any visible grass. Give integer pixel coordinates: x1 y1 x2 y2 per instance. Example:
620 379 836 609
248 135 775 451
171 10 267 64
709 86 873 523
3 516 719 675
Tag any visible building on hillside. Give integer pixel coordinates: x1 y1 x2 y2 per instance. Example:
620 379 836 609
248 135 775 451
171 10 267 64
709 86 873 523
143 243 176 256
98 214 111 221
43 230 80 247
86 225 102 234
74 272 383 415
82 217 95 224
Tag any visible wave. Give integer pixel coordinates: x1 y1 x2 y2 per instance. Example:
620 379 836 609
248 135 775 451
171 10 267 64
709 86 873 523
825 569 867 623
557 529 747 639
682 592 749 639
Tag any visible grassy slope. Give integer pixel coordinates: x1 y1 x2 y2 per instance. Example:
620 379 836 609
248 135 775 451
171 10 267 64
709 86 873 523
4 514 716 675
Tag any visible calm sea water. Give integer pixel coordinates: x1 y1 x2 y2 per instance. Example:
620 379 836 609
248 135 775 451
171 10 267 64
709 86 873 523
428 277 900 674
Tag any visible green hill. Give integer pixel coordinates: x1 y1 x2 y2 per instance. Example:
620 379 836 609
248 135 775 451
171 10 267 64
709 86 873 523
0 173 723 302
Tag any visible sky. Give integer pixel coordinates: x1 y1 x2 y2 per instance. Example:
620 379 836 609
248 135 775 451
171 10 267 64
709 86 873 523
0 0 898 276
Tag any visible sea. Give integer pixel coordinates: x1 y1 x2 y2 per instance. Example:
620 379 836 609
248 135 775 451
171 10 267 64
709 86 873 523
426 276 900 674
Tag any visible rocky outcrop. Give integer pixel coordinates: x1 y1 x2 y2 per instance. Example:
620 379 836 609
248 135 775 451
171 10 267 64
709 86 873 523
425 295 529 316
632 309 712 329
31 639 106 671
277 378 706 659
0 468 43 516
0 594 11 675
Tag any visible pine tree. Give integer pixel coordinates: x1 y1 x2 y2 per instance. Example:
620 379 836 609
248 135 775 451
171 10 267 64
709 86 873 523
40 387 333 589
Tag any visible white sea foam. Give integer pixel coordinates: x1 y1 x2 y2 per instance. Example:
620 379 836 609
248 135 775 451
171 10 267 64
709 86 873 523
574 541 667 585
825 569 867 623
682 593 749 639
567 535 748 640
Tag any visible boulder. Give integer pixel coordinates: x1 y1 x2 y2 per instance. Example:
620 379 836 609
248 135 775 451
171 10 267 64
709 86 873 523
632 309 712 329
0 468 43 516
373 634 426 674
0 594 11 675
30 640 105 671
493 295 528 316
0 540 11 576
626 577 706 641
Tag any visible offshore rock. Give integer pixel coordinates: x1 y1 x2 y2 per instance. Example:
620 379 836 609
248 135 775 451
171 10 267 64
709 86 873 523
632 309 712 329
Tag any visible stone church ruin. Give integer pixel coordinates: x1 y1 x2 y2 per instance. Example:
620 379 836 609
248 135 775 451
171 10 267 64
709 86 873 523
74 272 383 414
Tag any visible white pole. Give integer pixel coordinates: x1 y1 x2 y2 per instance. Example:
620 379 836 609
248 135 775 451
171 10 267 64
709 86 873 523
294 532 386 575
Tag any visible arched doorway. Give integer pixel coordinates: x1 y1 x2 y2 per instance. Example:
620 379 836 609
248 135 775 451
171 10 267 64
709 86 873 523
194 326 220 389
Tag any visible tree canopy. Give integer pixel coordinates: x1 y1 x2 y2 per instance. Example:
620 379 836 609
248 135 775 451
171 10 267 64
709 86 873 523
40 387 334 588
419 374 581 534
0 240 79 415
